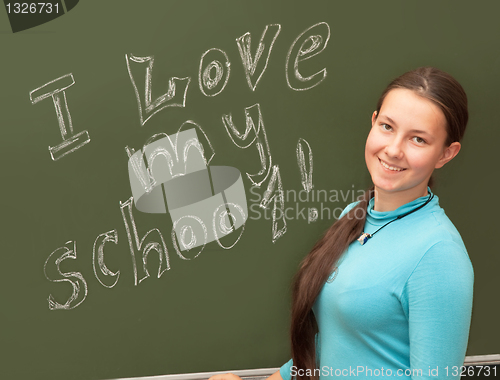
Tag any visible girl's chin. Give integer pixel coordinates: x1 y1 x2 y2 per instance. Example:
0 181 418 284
374 184 400 193
371 177 404 192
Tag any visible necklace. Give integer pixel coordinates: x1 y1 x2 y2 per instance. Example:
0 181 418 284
357 192 435 245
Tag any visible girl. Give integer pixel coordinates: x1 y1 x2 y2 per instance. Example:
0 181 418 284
211 67 473 380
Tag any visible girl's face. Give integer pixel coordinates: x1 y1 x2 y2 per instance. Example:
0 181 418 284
365 88 460 200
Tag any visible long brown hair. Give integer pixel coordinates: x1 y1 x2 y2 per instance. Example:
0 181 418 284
289 67 468 380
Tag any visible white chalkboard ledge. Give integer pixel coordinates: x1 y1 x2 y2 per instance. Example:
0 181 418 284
465 354 500 365
113 367 276 380
114 355 500 380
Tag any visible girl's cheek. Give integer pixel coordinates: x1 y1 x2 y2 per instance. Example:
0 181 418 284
366 131 378 148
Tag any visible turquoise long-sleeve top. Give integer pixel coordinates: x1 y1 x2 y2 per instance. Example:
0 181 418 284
280 187 474 379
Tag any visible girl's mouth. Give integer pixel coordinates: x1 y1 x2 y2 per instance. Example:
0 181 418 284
379 158 406 172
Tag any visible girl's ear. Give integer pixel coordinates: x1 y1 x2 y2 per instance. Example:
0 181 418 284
435 142 461 169
371 111 378 127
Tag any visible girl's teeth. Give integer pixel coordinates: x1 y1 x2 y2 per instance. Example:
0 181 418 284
381 160 404 171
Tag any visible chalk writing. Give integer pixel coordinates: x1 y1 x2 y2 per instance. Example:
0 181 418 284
39 21 331 309
127 127 247 251
236 24 281 91
286 22 330 91
120 197 170 286
93 230 120 289
123 23 329 124
308 208 319 223
222 103 272 186
44 241 88 310
261 165 287 242
212 202 246 249
171 214 208 260
199 48 231 97
297 137 317 222
222 104 286 242
297 137 314 192
125 54 191 126
29 73 90 160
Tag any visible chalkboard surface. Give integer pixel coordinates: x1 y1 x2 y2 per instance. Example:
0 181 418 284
1 1 499 379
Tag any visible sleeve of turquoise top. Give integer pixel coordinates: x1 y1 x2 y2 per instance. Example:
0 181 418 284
400 240 474 379
280 358 294 380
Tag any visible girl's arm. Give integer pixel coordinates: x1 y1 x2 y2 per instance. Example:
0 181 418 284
402 240 474 379
208 370 283 380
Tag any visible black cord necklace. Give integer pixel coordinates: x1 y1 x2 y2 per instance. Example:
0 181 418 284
357 192 435 245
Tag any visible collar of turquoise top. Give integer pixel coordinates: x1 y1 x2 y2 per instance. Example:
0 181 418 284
367 186 437 225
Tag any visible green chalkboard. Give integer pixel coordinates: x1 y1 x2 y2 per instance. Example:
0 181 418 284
1 1 499 379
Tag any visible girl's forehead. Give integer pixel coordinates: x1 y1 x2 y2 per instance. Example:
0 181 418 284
379 89 447 130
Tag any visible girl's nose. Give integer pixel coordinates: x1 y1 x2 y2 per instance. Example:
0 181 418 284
384 138 404 160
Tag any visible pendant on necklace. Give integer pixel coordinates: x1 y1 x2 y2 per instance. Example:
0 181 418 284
357 232 371 245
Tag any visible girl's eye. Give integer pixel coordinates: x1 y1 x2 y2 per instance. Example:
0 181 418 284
381 123 392 131
413 136 426 144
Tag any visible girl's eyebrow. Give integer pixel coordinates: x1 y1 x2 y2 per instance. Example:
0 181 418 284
379 114 398 126
379 114 431 136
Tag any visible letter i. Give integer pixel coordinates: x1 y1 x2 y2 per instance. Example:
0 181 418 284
30 73 90 161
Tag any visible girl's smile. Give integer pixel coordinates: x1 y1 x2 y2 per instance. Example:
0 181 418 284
378 157 406 172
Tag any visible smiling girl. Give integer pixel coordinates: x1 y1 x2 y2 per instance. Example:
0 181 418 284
210 67 473 380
